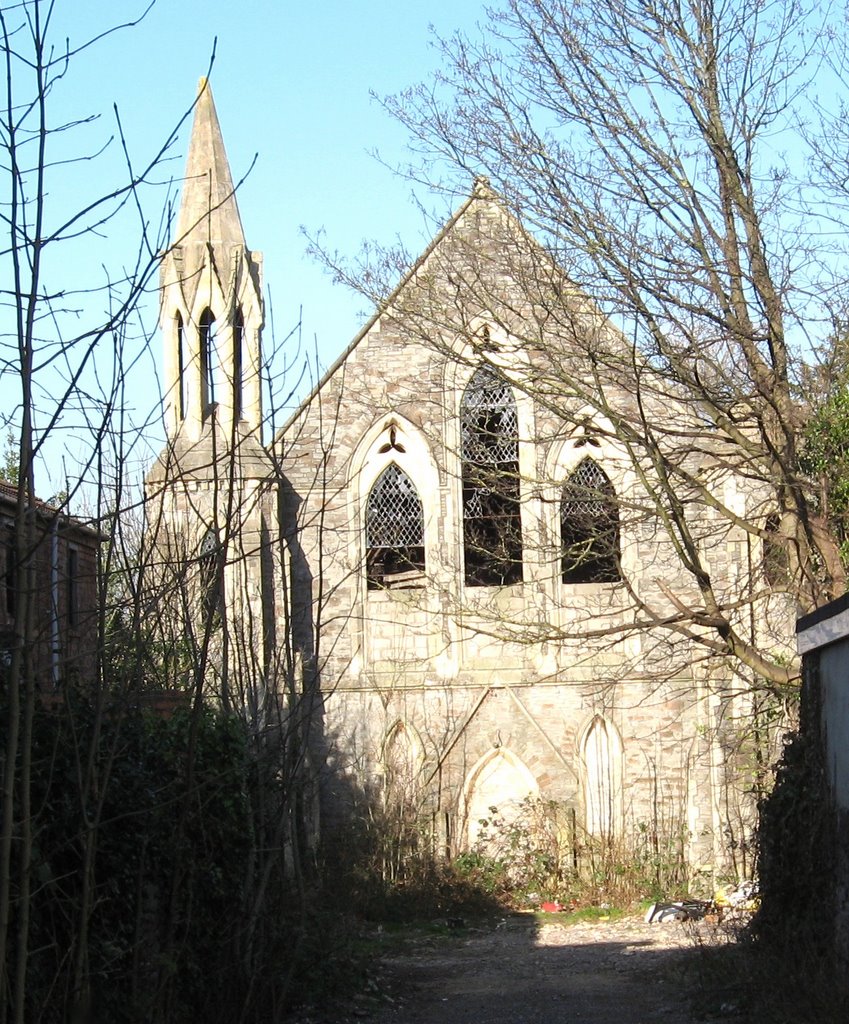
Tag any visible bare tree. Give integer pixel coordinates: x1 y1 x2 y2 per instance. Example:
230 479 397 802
0 3 287 1020
322 0 849 694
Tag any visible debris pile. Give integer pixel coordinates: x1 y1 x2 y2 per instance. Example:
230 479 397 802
645 880 758 924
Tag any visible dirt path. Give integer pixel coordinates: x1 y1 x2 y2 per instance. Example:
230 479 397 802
340 914 728 1024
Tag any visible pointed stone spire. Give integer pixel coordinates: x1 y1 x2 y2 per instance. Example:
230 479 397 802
175 77 246 251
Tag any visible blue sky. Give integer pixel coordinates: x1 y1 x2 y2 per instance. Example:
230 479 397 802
3 1 491 495
60 1 484 363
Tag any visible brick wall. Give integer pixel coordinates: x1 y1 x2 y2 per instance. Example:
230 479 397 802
0 485 100 688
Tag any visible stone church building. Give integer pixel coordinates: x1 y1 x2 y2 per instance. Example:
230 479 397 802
145 81 788 878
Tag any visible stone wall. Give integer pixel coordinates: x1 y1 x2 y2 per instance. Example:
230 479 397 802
278 193 771 876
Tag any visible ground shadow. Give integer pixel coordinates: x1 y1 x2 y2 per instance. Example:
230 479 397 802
314 915 706 1024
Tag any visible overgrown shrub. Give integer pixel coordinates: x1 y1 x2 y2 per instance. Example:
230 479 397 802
461 797 689 908
321 797 504 922
14 699 254 1022
0 693 346 1023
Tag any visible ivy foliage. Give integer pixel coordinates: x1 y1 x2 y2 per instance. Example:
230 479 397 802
800 370 849 565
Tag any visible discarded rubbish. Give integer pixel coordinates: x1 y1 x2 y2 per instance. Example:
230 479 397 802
645 879 759 923
715 880 759 911
644 900 712 923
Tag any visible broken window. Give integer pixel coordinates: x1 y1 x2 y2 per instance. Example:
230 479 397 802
461 366 523 586
561 457 620 583
365 463 425 590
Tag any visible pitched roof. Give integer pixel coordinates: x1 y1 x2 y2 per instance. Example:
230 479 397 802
0 479 102 539
276 178 502 437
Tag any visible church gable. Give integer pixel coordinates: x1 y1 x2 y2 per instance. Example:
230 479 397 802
274 179 765 871
146 85 781 877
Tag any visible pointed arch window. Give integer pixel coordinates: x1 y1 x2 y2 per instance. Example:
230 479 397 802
365 463 425 590
199 308 216 413
763 513 790 588
232 306 244 421
464 749 538 850
382 721 422 809
561 457 620 584
582 716 623 840
460 366 523 586
199 528 222 627
176 312 186 421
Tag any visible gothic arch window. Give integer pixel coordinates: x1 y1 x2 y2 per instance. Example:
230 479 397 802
232 306 244 420
365 463 425 590
581 716 623 841
199 308 216 412
460 366 523 586
763 513 790 588
561 457 620 584
198 528 222 627
175 312 186 421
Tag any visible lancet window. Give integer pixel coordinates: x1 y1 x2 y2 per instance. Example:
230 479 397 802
561 457 620 584
199 528 222 626
763 512 790 588
365 463 425 589
176 312 186 421
582 716 623 840
233 306 244 420
199 308 216 411
460 366 523 586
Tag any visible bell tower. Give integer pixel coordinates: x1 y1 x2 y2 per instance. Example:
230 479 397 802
145 80 275 711
160 77 263 444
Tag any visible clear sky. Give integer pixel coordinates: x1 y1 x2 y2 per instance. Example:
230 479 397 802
2 1 489 496
60 0 485 376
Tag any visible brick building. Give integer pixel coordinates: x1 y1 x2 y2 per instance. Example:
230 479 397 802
0 480 100 688
145 81 793 876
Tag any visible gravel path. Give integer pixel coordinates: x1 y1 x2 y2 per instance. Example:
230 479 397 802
344 914 718 1024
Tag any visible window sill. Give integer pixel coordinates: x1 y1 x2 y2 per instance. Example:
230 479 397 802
366 586 429 607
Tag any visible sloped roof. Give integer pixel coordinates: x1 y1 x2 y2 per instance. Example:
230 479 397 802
0 479 101 539
276 178 524 438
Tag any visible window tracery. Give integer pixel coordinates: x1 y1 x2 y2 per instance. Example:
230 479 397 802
365 463 425 590
460 366 523 586
199 528 222 626
561 457 620 583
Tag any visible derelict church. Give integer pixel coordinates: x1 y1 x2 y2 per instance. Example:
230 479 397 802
145 81 788 875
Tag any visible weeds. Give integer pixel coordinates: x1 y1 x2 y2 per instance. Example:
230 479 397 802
457 797 689 909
